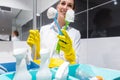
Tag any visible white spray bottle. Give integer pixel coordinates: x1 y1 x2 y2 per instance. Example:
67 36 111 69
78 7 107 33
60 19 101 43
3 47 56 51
36 49 52 80
13 48 32 80
55 61 70 80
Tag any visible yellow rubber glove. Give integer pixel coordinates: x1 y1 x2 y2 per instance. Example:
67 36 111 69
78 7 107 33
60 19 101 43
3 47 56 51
49 58 64 68
27 30 40 64
57 29 76 64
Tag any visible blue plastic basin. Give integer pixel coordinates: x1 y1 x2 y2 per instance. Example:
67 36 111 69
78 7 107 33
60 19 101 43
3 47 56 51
0 61 39 72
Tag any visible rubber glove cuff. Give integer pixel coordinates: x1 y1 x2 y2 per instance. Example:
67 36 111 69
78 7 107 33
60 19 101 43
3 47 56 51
33 59 41 65
49 58 64 68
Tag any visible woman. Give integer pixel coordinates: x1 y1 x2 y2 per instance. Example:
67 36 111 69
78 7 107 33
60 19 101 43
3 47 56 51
12 30 20 41
27 0 81 68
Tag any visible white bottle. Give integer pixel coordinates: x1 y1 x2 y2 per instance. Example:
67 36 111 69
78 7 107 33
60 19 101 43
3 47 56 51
13 48 32 80
36 49 52 80
55 61 70 80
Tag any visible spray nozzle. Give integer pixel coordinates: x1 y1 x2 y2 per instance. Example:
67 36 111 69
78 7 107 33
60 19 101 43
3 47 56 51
13 48 30 65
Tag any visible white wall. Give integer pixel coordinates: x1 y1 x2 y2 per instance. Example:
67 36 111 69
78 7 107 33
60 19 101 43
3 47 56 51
84 37 120 70
0 42 13 52
0 42 14 63
37 0 59 13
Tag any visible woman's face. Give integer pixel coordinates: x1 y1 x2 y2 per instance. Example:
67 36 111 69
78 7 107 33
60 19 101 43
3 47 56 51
57 0 74 19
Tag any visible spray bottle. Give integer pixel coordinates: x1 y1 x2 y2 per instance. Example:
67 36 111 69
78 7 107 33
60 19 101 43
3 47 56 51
36 49 52 80
13 48 32 80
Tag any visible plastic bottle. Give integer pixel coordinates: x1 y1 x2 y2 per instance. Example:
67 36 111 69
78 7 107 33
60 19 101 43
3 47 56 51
36 49 52 80
13 48 32 80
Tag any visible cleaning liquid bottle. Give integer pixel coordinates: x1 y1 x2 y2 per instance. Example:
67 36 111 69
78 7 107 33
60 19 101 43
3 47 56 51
55 61 69 80
36 49 52 80
13 48 32 80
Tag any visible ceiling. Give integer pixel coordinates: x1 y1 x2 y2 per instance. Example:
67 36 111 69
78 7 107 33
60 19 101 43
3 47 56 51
0 0 59 27
11 8 21 19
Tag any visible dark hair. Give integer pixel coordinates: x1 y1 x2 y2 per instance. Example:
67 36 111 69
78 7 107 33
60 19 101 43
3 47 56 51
71 0 75 10
14 30 19 36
